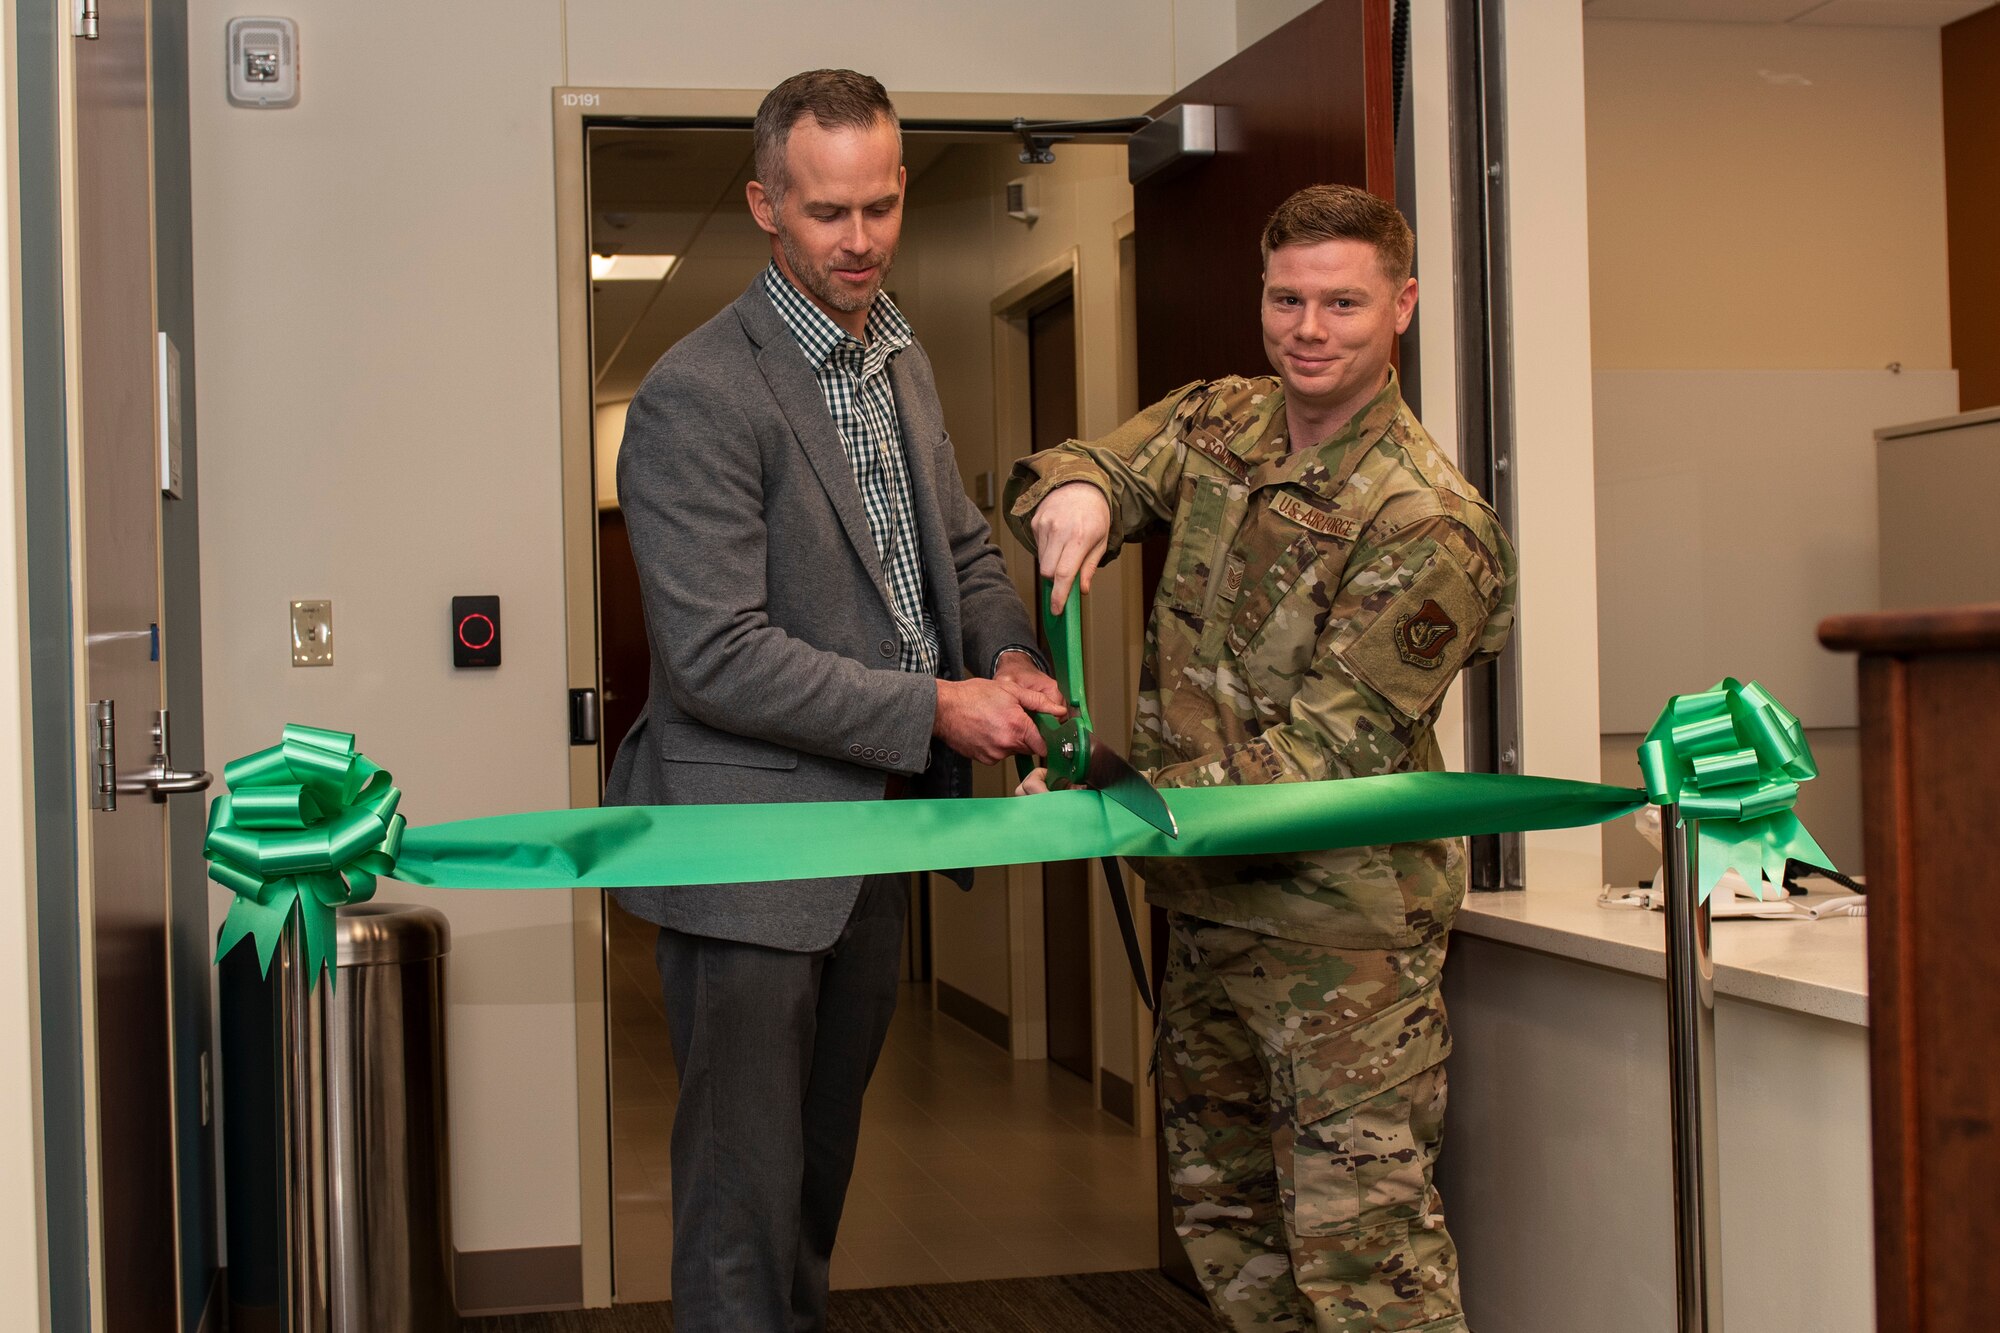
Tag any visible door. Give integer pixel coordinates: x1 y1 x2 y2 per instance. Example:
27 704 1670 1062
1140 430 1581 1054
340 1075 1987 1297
1028 291 1094 1084
74 0 192 1325
596 508 649 783
1131 0 1398 1286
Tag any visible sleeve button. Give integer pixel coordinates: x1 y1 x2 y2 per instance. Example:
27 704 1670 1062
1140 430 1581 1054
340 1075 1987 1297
849 744 863 756
888 751 901 763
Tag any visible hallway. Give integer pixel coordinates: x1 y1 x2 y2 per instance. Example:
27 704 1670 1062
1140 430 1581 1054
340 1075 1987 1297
607 902 1160 1302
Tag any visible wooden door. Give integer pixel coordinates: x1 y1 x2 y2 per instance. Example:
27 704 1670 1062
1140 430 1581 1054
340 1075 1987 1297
1134 0 1393 395
1131 0 1398 1287
1029 292 1094 1084
74 0 184 1326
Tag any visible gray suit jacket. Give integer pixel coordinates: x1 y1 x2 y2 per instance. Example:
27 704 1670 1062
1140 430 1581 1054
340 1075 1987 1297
603 279 1037 952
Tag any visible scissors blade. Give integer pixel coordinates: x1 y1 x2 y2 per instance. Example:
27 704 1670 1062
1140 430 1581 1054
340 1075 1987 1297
1084 742 1179 840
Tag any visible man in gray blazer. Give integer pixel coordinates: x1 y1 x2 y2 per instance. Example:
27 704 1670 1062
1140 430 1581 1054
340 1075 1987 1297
603 69 1060 1332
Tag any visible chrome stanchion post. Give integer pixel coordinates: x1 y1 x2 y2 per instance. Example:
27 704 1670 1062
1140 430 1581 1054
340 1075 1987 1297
278 925 333 1333
1661 805 1724 1332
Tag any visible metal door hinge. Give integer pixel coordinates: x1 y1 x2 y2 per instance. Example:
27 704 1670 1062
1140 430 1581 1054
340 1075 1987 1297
74 0 100 39
90 701 116 811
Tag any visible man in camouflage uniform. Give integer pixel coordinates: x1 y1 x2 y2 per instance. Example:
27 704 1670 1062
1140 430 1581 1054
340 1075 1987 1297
1004 184 1516 1331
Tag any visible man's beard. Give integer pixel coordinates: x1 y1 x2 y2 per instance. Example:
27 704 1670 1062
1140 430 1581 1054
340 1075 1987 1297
778 227 895 315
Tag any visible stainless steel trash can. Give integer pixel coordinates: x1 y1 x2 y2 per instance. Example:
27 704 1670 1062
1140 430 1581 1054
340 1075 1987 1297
329 902 456 1332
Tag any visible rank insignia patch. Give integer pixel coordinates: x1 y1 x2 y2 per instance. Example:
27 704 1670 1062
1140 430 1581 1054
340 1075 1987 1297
1393 599 1459 668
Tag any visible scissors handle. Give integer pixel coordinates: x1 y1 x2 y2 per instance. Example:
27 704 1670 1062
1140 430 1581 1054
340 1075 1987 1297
1036 578 1091 783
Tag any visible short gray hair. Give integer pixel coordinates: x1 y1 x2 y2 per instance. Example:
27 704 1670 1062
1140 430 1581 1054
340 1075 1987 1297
753 69 901 204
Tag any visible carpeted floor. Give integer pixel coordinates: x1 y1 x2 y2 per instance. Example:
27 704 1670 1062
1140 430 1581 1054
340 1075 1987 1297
463 1268 1218 1331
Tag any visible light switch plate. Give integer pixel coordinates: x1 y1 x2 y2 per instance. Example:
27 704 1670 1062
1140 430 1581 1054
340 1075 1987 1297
291 599 332 666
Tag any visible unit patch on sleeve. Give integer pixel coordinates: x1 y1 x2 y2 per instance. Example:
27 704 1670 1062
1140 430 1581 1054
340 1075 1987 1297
1392 600 1458 668
1341 546 1488 720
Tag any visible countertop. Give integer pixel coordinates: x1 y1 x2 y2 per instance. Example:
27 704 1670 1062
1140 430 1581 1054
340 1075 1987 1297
1455 885 1868 1027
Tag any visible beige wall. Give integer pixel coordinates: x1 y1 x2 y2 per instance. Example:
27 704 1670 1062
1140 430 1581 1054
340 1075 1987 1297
1585 18 1955 883
592 399 628 507
185 0 1237 1252
1444 934 1872 1331
189 1 580 1255
1586 20 1952 372
1504 0 1607 889
565 0 1230 96
0 1 52 1313
1237 0 1320 51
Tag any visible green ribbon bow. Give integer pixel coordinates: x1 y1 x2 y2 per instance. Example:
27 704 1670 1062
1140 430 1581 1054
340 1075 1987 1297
1637 677 1836 903
206 724 407 987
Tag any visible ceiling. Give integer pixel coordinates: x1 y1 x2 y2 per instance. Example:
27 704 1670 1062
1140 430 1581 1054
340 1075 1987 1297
1583 0 1995 24
587 128 959 402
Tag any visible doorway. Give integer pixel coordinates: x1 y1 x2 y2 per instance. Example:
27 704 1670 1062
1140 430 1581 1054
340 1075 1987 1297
562 108 1163 1304
1024 281 1093 1086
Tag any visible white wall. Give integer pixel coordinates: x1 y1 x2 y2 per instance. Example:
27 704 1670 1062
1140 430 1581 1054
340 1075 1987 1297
186 0 1238 1255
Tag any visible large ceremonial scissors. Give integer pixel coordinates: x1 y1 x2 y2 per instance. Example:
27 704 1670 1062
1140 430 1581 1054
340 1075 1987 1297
1023 577 1173 1010
1030 578 1178 839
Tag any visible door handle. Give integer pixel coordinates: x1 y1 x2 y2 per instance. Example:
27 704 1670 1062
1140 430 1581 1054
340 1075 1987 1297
116 766 214 799
110 706 214 804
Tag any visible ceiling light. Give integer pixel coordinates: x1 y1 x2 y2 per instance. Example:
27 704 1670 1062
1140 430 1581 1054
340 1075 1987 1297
591 254 677 281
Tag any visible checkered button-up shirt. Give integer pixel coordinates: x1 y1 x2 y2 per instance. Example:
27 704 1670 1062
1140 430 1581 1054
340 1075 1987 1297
763 263 942 676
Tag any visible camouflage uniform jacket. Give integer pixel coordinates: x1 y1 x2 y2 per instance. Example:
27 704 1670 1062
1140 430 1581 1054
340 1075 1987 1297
1005 371 1518 949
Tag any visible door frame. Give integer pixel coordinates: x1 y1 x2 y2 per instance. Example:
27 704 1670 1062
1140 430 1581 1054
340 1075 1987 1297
550 86 1152 1306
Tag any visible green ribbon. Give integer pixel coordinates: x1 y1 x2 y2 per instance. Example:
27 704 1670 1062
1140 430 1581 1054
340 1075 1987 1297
1636 677 1836 903
389 772 1643 889
208 682 1837 988
206 724 406 986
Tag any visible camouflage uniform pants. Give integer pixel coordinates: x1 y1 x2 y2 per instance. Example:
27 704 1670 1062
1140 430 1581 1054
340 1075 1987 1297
1159 913 1466 1332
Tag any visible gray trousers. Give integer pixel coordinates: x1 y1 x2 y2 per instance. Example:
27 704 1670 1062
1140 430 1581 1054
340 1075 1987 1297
655 873 908 1333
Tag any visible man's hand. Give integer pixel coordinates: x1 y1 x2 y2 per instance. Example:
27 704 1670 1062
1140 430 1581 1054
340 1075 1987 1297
993 651 1066 719
1029 482 1111 613
1012 766 1050 796
935 678 1046 767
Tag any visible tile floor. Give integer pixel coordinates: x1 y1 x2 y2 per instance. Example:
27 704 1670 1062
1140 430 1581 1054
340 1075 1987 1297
606 901 1160 1303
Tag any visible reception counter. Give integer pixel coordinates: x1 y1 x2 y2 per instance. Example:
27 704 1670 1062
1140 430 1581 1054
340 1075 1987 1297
1438 885 1871 1332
